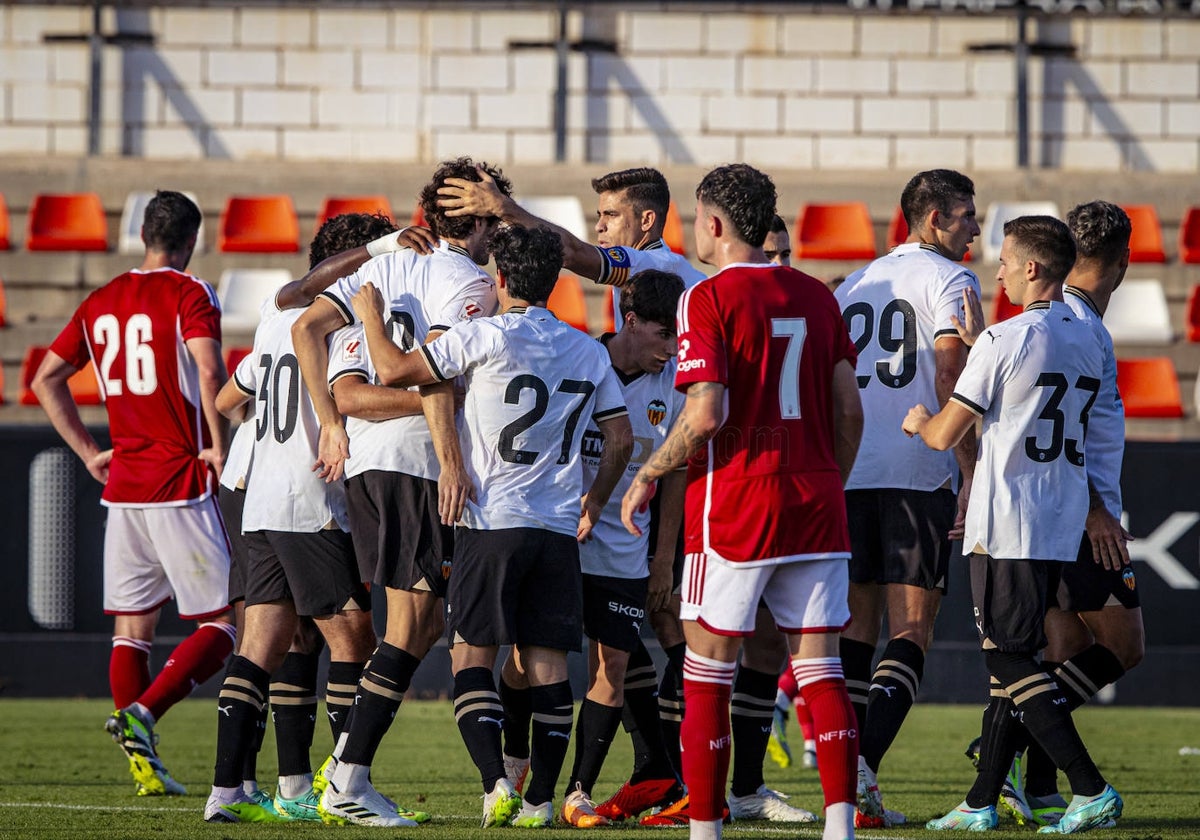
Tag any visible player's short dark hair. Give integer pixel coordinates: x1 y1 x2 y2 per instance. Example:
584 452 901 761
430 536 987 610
419 156 513 241
695 164 776 248
142 190 201 253
618 269 685 328
308 212 398 269
490 224 564 305
1066 201 1131 268
1003 215 1077 285
769 214 788 234
591 167 671 221
900 169 975 231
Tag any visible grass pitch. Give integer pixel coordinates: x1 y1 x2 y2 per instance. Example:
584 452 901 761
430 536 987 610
0 699 1197 839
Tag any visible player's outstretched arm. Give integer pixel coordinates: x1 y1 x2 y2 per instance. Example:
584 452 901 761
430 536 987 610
332 377 422 422
31 350 109 484
215 376 251 424
292 298 350 482
949 286 985 347
831 358 864 486
579 413 634 542
902 400 976 452
438 167 602 281
188 335 230 482
350 282 438 388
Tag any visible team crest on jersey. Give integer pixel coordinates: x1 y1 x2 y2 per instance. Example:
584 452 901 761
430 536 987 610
1122 567 1136 591
461 300 483 320
646 398 667 426
606 247 631 267
341 338 363 363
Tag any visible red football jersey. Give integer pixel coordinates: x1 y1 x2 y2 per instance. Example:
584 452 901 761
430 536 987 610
49 267 222 506
675 263 856 563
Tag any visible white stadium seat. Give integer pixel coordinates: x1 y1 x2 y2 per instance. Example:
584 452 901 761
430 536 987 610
119 190 205 255
520 196 589 243
216 268 292 331
1103 278 1173 345
979 201 1060 264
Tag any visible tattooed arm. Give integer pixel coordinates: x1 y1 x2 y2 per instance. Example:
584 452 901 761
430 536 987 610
621 381 725 535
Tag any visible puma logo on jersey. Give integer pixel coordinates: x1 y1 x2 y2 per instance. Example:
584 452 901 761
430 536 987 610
218 704 233 717
478 716 504 727
986 330 998 343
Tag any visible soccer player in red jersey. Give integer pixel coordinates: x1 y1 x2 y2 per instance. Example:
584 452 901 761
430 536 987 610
622 165 864 840
33 190 236 797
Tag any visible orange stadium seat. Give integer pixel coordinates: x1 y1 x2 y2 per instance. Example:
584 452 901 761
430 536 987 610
1122 204 1166 263
19 345 103 406
991 294 1023 324
793 202 876 261
223 345 253 375
0 275 7 328
663 201 686 255
410 203 427 228
1178 206 1200 264
316 195 394 233
547 273 589 333
1117 357 1184 418
26 192 108 251
218 195 299 253
602 291 617 334
0 193 10 250
1185 284 1200 342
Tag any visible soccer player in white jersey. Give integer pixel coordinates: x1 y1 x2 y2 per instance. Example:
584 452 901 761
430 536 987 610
349 223 634 828
291 159 507 826
833 169 981 827
33 191 235 798
204 267 379 823
904 216 1122 834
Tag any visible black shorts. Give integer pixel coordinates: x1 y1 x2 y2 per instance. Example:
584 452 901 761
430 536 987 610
969 553 1061 654
582 574 648 652
218 486 250 604
846 488 955 591
243 528 370 617
345 470 453 597
447 527 582 652
1054 533 1141 612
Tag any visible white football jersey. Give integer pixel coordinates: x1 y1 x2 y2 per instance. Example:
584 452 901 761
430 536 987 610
420 306 628 535
320 241 498 481
579 353 685 578
233 301 349 533
219 413 255 492
1063 286 1124 520
837 243 980 492
596 239 706 329
950 300 1105 562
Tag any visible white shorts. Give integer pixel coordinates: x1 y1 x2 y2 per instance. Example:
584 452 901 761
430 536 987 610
679 552 850 636
103 497 232 619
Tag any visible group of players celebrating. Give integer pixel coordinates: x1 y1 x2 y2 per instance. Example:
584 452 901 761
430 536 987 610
33 158 1140 839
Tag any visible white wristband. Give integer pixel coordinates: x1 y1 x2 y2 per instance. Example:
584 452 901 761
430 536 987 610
366 227 410 257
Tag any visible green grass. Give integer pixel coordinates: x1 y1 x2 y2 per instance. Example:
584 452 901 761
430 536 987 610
0 699 1197 838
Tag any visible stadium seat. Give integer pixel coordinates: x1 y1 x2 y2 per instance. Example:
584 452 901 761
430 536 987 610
118 191 205 255
602 291 617 334
1185 284 1200 342
546 273 589 333
223 345 253 375
885 205 972 261
1116 357 1184 418
409 203 427 228
1179 206 1200 264
1103 279 1172 344
26 192 108 251
0 275 7 328
1122 204 1166 263
0 193 10 250
990 293 1023 324
980 201 1059 263
663 201 686 255
522 196 589 242
217 195 299 253
19 345 102 406
793 202 876 261
316 195 394 233
216 268 293 331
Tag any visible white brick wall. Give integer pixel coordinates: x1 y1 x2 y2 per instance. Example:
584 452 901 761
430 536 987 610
0 5 1196 173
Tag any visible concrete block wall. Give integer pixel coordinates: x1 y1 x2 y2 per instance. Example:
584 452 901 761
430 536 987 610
0 4 1197 170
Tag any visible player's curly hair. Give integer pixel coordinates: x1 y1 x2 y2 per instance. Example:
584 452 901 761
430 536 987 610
490 224 564 306
142 190 201 253
308 212 398 269
418 156 513 241
618 269 684 328
695 164 776 248
591 167 671 221
1003 215 1076 284
1067 201 1131 268
900 169 975 232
